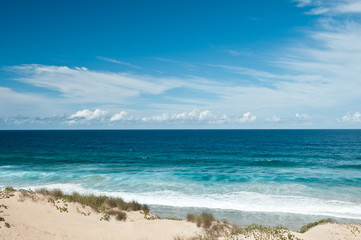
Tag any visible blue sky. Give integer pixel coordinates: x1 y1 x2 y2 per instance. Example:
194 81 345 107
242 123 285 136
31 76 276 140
1 0 361 129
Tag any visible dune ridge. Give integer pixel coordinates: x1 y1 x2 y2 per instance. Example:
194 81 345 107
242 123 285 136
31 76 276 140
0 188 360 240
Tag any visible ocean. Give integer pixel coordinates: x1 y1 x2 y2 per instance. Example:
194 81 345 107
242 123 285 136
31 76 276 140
0 130 360 230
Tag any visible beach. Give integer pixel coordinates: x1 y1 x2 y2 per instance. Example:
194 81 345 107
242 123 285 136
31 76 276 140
2 0 361 238
1 189 361 240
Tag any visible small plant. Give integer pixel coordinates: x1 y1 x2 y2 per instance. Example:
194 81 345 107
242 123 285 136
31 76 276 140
299 218 335 233
106 209 127 221
0 204 8 209
115 211 127 221
4 222 10 228
200 212 215 228
0 217 5 221
5 187 15 192
164 217 182 221
141 204 150 215
242 224 301 240
99 205 110 221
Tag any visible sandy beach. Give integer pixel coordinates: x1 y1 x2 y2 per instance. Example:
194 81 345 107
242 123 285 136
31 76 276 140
1 189 360 240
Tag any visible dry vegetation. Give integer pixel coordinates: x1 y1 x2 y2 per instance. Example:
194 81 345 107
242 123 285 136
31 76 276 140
0 187 15 228
2 187 360 240
299 218 335 233
0 187 151 222
32 188 150 221
184 212 303 240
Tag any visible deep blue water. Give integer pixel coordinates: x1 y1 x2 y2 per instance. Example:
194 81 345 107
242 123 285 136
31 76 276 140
1 130 361 229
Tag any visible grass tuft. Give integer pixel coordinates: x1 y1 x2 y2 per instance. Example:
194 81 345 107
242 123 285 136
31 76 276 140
186 212 215 229
4 222 10 228
5 186 15 192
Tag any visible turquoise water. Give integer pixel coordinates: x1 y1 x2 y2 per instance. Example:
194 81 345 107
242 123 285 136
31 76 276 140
1 130 361 229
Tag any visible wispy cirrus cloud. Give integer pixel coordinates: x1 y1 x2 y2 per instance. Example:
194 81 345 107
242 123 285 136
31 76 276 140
293 0 361 15
97 56 141 69
7 64 186 104
336 1 361 13
224 50 245 56
293 0 312 7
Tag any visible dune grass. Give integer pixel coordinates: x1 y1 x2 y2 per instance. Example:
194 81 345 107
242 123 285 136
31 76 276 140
0 187 346 238
185 212 305 240
186 212 215 228
30 188 149 221
34 188 148 213
0 187 15 199
299 218 336 233
1 187 152 222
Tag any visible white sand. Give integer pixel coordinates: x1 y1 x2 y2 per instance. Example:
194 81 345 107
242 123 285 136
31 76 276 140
1 190 360 240
0 191 201 240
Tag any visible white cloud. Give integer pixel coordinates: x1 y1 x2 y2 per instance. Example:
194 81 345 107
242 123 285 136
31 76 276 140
141 109 216 123
340 112 361 122
68 109 107 125
75 67 88 71
294 0 312 7
110 111 133 121
295 113 311 120
267 115 281 122
69 109 107 120
306 7 330 15
336 1 361 13
239 112 256 123
140 110 255 125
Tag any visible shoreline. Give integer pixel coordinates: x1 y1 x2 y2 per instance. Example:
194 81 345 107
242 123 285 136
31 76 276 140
1 188 360 240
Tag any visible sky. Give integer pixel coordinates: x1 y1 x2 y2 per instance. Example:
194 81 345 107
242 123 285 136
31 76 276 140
1 0 361 129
